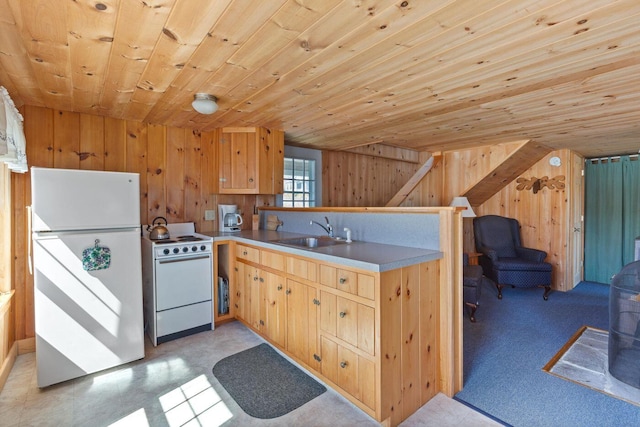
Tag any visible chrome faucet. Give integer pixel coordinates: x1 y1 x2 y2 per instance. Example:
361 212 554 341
310 216 334 237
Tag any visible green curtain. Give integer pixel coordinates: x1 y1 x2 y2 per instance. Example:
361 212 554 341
622 157 640 263
584 156 640 284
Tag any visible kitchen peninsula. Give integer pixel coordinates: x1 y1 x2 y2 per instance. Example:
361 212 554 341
203 207 464 427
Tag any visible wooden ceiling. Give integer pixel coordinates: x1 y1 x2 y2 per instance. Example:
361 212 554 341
1 0 639 158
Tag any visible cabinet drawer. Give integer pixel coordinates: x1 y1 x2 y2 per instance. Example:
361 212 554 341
286 256 317 282
319 265 375 301
261 250 285 271
320 291 375 356
320 336 375 410
157 301 212 337
236 244 260 263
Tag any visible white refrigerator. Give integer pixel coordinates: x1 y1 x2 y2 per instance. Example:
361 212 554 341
31 167 145 387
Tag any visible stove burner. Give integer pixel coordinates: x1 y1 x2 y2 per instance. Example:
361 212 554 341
151 238 177 244
176 235 204 242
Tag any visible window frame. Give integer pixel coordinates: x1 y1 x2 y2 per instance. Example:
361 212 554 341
282 156 317 208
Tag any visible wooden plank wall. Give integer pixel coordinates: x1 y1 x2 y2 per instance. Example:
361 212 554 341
0 163 10 293
322 150 422 207
11 105 275 341
437 143 581 291
303 140 578 292
480 149 581 292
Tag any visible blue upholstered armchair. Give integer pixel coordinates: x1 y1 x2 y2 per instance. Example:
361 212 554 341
473 215 552 300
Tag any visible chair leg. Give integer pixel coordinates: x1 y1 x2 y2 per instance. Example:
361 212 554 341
465 302 477 322
496 283 504 299
542 285 551 301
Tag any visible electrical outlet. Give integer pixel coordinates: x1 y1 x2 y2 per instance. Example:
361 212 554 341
204 210 216 221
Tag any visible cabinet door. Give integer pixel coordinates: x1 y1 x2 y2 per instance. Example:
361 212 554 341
236 244 260 263
234 262 247 321
337 345 360 399
336 296 358 346
219 129 257 193
235 261 258 326
321 336 338 384
261 249 285 271
336 269 358 295
248 265 261 331
286 256 317 282
323 293 375 356
320 335 358 396
263 270 286 347
320 336 375 410
319 290 337 336
286 279 317 368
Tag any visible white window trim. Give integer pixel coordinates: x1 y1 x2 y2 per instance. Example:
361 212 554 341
278 146 322 207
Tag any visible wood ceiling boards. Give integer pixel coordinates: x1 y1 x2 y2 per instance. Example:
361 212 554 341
1 0 639 158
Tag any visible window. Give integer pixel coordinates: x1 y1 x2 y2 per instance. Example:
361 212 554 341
283 157 316 207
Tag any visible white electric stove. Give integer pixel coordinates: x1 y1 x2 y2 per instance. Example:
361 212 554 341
141 222 214 345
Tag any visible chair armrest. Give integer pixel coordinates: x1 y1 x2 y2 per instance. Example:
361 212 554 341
463 265 483 287
478 246 498 262
515 247 547 262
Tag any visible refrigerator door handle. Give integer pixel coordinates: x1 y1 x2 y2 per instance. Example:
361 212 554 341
27 205 33 275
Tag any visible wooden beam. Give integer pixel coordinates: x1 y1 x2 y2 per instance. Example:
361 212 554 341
463 140 553 206
386 153 441 207
342 143 421 164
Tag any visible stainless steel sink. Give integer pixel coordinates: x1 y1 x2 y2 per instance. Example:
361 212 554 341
273 236 348 249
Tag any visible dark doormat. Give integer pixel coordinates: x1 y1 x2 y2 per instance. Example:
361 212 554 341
212 343 326 419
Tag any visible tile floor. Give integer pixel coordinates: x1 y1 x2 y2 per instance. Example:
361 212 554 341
547 326 640 405
0 321 501 426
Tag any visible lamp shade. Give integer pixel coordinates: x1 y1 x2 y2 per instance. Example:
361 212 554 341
449 196 476 217
192 93 218 114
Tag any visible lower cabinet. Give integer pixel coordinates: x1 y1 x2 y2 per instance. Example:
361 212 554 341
233 261 248 321
286 279 319 370
236 258 287 348
320 335 376 410
319 291 375 355
263 270 286 348
233 243 441 426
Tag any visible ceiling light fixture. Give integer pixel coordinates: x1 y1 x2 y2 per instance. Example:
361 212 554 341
192 93 218 114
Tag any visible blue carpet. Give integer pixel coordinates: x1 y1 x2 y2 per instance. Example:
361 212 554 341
456 281 640 426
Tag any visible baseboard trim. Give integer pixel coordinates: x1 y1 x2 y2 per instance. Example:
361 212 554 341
0 341 18 393
18 337 35 354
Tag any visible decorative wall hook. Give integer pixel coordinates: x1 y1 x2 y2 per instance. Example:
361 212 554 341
516 175 565 194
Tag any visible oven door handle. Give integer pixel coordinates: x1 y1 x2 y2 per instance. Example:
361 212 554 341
158 255 211 264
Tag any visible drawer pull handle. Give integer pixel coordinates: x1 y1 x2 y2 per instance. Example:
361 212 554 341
259 277 264 283
254 276 258 281
277 285 283 290
339 311 346 318
286 289 292 295
243 251 248 256
339 277 347 284
340 361 348 369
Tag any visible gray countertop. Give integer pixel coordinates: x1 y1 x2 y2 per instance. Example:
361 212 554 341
200 230 442 272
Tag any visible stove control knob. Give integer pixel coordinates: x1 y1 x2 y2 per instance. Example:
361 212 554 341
192 246 197 252
173 248 179 254
163 248 170 255
182 247 189 253
200 245 206 251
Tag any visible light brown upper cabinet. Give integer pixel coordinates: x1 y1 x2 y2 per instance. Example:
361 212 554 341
219 127 284 194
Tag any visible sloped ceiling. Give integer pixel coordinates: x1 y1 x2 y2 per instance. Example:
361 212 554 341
1 0 639 158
